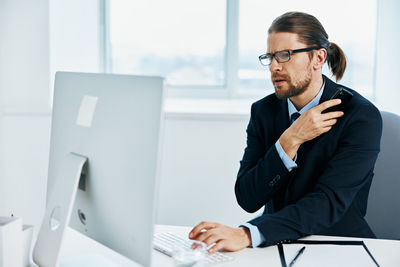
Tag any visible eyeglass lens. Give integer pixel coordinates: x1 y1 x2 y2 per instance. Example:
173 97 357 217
261 51 290 65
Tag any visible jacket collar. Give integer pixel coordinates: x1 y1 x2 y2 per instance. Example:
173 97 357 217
319 75 338 104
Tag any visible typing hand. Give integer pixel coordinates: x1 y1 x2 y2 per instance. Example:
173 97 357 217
189 222 251 253
279 99 344 159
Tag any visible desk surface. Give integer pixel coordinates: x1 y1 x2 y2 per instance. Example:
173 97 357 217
56 224 400 267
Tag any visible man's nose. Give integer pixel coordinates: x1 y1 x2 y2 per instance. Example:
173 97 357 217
269 57 282 72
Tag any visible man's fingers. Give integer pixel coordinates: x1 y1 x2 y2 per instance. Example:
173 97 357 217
192 229 215 243
203 233 221 247
209 240 226 254
322 111 344 120
323 119 338 127
316 99 341 112
321 126 332 133
189 221 219 239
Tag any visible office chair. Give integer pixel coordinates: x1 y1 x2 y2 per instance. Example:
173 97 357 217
365 111 400 240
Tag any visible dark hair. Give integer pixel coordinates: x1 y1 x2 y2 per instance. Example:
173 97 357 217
268 12 346 81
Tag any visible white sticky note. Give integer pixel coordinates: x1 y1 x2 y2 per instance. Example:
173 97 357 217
76 96 98 127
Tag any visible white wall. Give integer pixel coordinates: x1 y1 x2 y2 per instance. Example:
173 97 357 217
0 0 50 229
0 0 5 220
0 0 50 112
1 116 50 224
157 113 257 227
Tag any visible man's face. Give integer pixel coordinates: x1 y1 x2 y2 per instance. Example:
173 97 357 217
267 32 313 99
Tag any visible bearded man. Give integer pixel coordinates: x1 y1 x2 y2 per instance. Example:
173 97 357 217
189 11 382 253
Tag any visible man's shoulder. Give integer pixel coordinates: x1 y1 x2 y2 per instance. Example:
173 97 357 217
324 76 380 118
327 83 382 131
339 85 380 117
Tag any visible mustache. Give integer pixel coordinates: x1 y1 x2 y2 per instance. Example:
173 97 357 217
271 73 289 81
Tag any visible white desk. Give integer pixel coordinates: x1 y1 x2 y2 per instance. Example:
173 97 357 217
55 224 400 267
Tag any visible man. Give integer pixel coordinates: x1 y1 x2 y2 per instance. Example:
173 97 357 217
189 12 382 253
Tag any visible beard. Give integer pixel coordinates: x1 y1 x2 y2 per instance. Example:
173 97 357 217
273 70 312 99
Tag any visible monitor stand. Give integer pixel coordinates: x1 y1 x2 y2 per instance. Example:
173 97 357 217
33 152 87 267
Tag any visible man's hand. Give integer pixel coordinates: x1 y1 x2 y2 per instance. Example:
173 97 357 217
279 99 344 159
189 222 251 253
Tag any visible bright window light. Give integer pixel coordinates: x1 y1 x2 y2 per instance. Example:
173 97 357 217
109 0 226 87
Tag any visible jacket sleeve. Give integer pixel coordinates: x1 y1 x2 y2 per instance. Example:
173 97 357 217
248 104 383 246
235 104 294 213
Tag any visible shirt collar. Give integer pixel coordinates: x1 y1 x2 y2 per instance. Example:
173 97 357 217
287 80 325 119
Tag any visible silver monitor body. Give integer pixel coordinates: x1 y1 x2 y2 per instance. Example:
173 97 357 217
34 72 164 267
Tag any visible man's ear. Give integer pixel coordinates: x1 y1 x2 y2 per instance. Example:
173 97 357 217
313 48 327 70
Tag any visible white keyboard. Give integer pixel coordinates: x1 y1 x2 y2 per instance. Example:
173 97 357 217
153 232 234 264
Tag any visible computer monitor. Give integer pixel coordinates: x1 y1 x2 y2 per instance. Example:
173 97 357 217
33 72 164 267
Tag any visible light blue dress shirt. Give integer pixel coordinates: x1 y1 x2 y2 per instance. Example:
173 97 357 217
242 82 325 247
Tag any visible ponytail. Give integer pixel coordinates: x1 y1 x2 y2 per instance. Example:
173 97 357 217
327 42 347 81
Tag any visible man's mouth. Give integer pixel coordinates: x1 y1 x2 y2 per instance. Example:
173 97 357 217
273 79 286 85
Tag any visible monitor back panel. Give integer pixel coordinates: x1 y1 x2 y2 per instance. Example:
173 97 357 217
48 72 164 266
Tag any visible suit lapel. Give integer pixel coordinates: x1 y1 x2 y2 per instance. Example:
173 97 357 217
319 75 338 104
274 99 290 140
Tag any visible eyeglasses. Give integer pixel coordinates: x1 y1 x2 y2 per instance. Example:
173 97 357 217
259 47 320 66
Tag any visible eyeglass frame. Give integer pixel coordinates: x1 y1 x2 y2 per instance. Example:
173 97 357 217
259 47 321 66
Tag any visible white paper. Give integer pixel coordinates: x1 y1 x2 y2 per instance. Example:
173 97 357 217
283 243 377 267
0 216 23 267
76 95 98 127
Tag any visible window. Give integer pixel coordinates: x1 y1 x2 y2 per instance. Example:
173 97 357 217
107 0 226 87
105 0 377 99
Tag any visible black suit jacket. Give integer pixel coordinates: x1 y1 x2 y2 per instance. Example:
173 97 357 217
235 76 382 246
